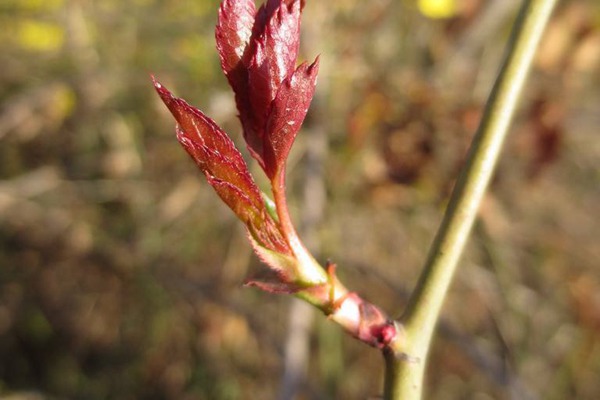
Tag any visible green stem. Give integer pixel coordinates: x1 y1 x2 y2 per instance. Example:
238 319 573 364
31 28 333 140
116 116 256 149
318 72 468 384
385 0 557 398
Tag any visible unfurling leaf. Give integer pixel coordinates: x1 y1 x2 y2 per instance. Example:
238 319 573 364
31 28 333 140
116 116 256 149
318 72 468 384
215 0 314 179
263 58 319 179
153 78 290 255
216 0 255 77
216 0 257 160
246 0 302 131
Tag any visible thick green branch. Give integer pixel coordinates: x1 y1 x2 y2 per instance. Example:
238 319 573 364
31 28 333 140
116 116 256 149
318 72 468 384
385 0 558 398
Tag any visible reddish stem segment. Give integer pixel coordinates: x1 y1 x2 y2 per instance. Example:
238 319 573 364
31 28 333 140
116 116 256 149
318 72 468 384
271 168 310 265
271 167 399 349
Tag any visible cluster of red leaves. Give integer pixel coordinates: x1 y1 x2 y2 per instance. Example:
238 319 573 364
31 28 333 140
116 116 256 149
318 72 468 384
153 0 320 291
154 0 397 349
216 0 319 180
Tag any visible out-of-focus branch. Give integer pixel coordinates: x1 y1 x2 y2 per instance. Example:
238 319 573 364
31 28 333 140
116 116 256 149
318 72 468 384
385 1 558 398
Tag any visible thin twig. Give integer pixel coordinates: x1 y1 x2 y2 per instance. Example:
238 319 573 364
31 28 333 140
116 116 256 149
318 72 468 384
384 1 558 398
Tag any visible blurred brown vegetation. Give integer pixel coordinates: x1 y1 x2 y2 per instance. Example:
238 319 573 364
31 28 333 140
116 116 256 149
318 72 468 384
1 0 599 399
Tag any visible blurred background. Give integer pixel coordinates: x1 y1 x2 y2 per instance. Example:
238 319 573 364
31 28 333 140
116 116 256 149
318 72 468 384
0 0 599 399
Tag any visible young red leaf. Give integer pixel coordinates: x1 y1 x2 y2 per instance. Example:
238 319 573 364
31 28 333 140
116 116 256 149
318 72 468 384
215 0 255 77
153 78 290 255
214 0 310 178
260 0 302 85
216 0 303 172
246 0 301 128
252 0 289 39
154 80 259 209
263 58 319 179
216 0 262 166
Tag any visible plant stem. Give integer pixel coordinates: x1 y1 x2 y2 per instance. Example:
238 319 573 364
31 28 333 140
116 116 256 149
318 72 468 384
385 0 557 398
272 168 329 285
271 167 398 348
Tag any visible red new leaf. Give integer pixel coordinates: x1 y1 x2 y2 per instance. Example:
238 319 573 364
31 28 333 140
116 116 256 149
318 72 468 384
263 58 319 179
216 0 260 165
246 0 301 145
215 0 255 77
252 0 291 40
215 0 304 172
252 0 302 94
153 77 290 255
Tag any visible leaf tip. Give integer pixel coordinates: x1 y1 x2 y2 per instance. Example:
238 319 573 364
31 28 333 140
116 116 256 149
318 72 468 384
309 55 320 72
152 76 174 106
151 74 163 91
